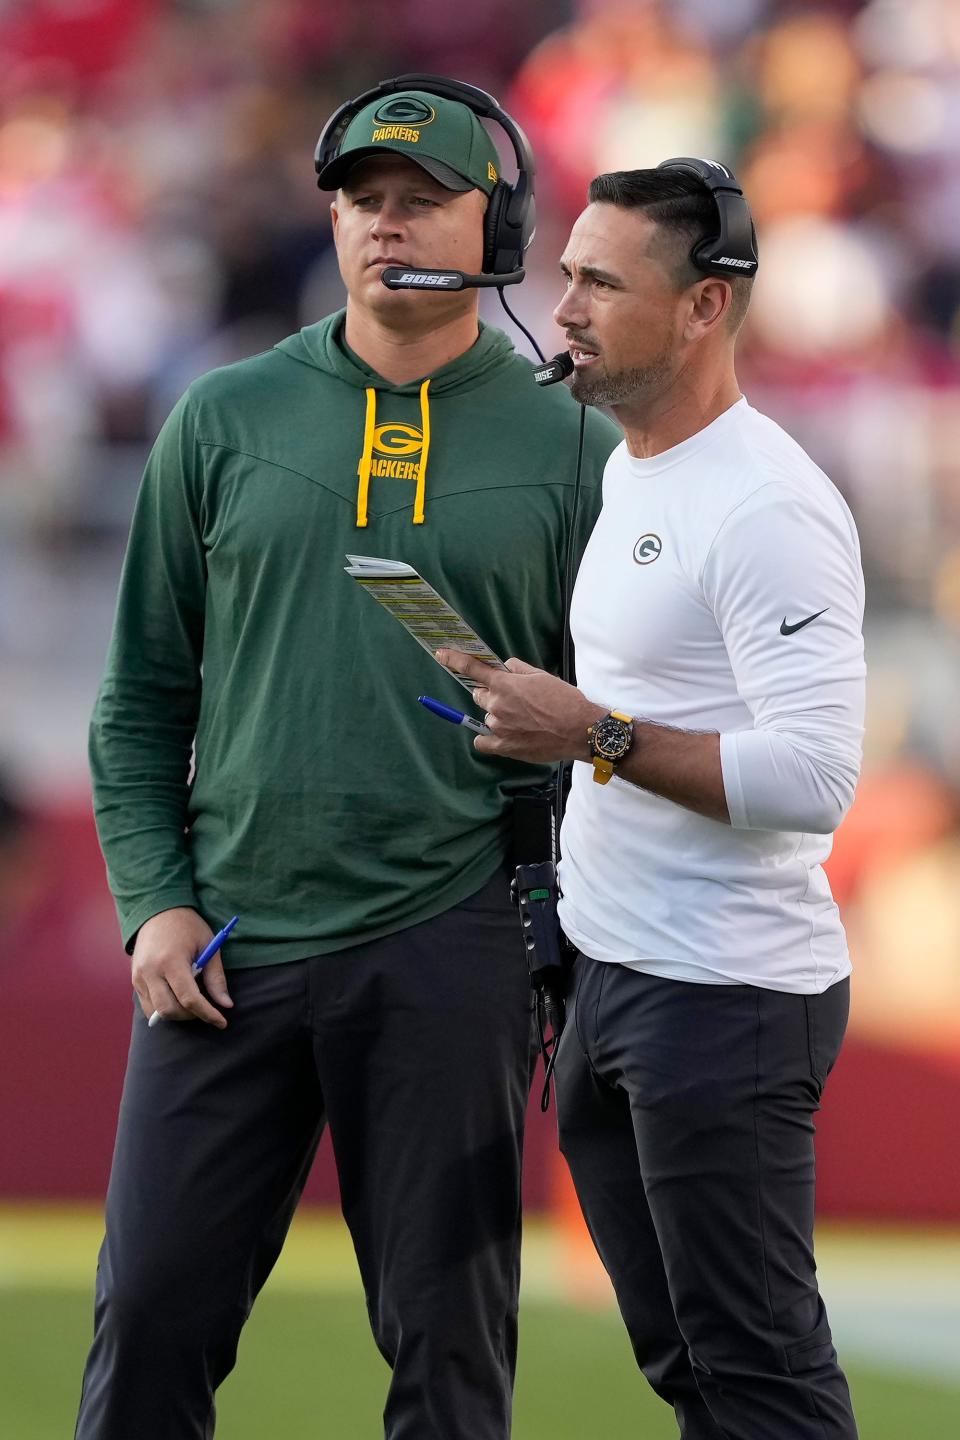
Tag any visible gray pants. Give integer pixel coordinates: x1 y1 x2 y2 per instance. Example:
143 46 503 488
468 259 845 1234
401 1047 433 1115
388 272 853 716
75 870 535 1440
555 954 858 1440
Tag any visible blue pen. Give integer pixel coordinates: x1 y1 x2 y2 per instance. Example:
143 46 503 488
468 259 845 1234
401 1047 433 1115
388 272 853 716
147 915 240 1028
418 695 490 735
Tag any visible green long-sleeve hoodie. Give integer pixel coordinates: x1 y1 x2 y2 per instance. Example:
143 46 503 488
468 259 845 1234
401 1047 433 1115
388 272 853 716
90 312 620 967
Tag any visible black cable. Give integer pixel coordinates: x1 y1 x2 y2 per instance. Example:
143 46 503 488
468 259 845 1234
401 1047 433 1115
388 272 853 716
498 295 587 1107
495 286 584 864
540 1025 561 1113
554 401 587 862
532 402 587 1110
561 402 587 684
497 285 546 362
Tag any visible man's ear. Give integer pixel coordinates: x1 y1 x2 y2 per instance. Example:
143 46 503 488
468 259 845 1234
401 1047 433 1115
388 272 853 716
683 278 732 341
330 198 340 245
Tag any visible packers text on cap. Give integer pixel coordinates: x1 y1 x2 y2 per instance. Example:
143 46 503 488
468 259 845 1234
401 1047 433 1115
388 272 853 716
316 90 501 195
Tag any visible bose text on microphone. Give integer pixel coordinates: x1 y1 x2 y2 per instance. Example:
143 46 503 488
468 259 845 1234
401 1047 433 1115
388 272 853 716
533 352 575 386
381 267 525 291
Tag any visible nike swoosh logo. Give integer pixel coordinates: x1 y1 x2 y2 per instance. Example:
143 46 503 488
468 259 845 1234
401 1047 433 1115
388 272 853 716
780 608 829 636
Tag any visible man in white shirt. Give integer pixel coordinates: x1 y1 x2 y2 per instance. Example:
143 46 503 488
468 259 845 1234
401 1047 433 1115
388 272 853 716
439 163 863 1439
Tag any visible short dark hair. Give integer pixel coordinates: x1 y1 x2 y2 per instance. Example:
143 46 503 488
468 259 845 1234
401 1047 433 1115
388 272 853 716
587 169 753 332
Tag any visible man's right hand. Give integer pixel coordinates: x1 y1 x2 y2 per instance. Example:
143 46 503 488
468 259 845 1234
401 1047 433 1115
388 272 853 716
132 907 234 1029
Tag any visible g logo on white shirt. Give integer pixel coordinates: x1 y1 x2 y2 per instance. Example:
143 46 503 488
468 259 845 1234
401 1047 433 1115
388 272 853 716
633 533 662 565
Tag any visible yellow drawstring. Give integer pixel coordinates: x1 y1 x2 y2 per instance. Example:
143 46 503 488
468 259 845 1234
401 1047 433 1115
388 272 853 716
355 380 431 527
413 379 431 525
356 387 377 528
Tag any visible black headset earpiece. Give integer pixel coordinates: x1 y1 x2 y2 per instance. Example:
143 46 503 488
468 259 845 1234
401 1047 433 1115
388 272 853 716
656 157 758 279
482 180 510 276
315 73 536 280
482 178 536 277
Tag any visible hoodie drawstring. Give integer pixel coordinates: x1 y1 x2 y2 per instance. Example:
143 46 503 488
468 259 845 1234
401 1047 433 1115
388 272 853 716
356 387 377 528
355 380 432 528
413 379 431 525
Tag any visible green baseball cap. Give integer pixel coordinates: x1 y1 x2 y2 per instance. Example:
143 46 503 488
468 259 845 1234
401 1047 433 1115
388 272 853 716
316 89 501 195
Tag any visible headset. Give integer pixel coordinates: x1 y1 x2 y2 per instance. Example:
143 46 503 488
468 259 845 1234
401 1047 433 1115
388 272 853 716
315 73 536 286
656 157 758 278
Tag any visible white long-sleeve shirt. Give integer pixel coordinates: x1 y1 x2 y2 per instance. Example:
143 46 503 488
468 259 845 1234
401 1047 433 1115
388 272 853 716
557 397 866 993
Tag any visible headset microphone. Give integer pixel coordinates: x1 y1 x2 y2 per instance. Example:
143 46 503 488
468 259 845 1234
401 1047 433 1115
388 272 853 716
381 266 524 291
533 352 574 386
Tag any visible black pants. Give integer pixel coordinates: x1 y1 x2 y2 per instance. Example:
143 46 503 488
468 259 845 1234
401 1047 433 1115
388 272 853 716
555 953 858 1440
75 871 535 1440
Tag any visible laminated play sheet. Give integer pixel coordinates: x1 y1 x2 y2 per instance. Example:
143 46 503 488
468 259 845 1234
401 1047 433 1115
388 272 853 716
344 555 507 694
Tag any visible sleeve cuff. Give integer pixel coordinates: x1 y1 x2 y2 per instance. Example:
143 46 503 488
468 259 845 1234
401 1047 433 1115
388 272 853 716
120 890 202 955
719 730 750 830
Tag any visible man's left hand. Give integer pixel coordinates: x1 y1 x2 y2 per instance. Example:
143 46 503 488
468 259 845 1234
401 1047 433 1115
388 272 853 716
435 650 605 763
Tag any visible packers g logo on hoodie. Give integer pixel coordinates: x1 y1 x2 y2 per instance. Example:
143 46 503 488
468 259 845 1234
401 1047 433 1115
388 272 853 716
370 422 424 479
356 380 432 526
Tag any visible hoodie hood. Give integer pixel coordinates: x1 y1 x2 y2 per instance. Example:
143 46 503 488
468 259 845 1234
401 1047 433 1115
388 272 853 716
276 310 515 395
275 311 517 526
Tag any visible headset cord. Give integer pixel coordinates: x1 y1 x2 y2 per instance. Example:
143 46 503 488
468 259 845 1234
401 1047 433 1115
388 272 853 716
497 285 546 363
497 280 586 1106
497 280 585 854
495 279 585 876
561 404 587 675
539 403 587 1112
555 401 586 855
538 996 562 1112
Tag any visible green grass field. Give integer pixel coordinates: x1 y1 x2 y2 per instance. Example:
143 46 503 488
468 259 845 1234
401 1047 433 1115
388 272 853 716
2 1208 958 1438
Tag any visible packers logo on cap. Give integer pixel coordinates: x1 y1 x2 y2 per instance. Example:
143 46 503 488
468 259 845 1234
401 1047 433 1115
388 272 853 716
373 98 436 126
316 88 501 197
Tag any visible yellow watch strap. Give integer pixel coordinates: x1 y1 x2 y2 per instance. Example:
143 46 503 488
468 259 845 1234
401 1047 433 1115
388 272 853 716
591 756 614 785
589 710 633 784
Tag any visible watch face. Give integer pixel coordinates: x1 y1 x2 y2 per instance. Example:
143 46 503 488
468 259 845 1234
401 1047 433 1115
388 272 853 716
593 715 631 760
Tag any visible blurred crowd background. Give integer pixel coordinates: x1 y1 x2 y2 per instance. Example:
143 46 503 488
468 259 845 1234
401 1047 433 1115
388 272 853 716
1 0 958 1226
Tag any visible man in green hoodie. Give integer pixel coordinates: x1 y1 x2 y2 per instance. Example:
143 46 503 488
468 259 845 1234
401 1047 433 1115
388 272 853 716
76 80 619 1439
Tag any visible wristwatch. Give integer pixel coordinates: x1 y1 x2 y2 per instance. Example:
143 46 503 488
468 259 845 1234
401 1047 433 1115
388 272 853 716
587 710 634 785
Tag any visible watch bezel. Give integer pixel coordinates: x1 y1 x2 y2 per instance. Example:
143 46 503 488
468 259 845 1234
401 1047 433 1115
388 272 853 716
590 714 633 762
